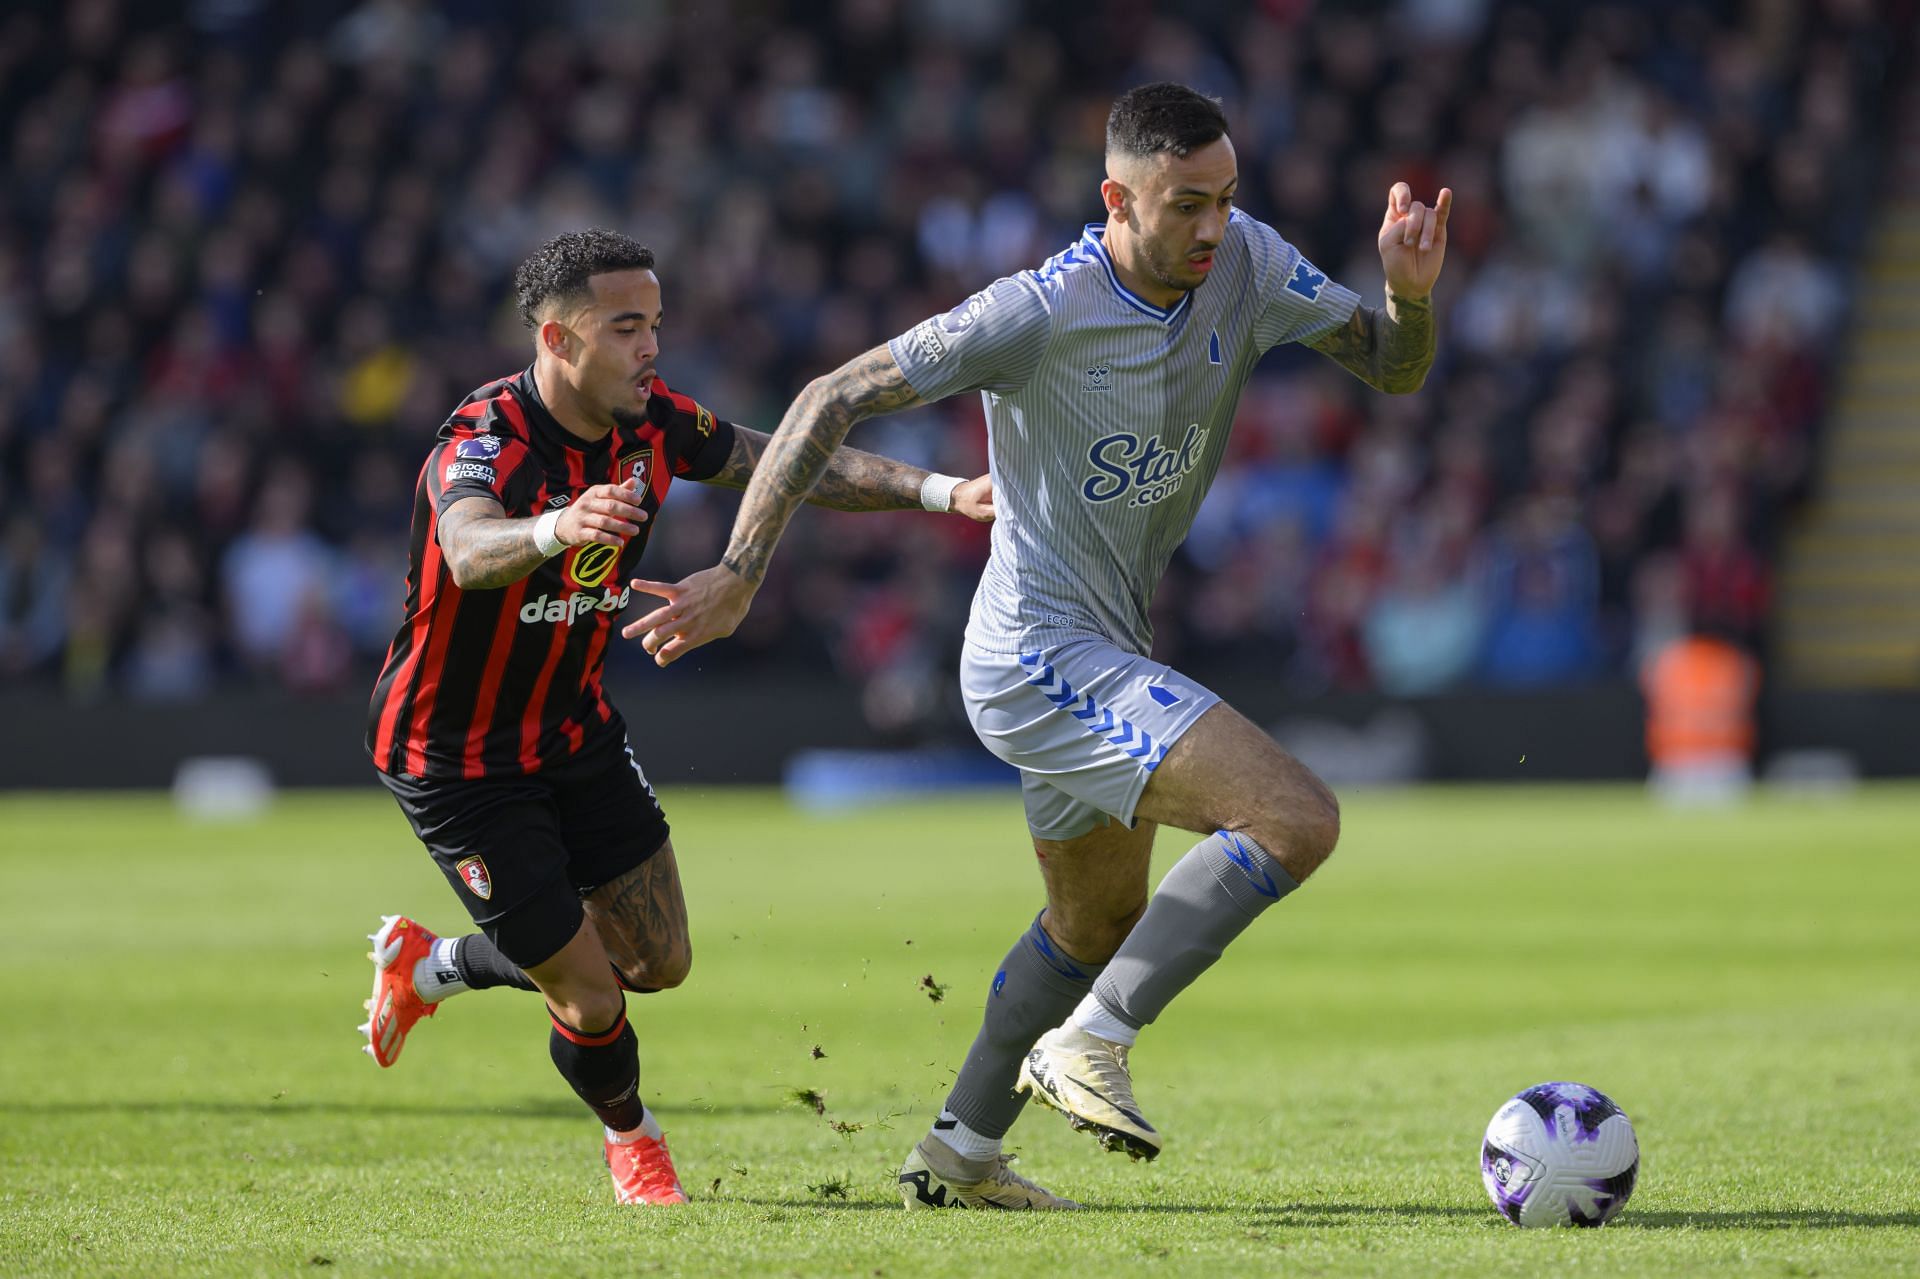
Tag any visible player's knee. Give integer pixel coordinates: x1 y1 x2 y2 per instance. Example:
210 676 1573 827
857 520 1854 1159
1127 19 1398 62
613 943 691 993
1291 779 1342 876
1249 776 1341 881
647 944 692 990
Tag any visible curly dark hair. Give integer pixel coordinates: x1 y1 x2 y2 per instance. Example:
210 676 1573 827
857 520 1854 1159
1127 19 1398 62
1106 82 1230 161
512 228 656 327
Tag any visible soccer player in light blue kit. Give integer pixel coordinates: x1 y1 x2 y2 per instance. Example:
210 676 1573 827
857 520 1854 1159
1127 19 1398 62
628 83 1452 1208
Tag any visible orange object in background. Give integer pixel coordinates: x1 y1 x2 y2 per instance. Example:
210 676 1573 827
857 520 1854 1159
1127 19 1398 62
1642 633 1761 771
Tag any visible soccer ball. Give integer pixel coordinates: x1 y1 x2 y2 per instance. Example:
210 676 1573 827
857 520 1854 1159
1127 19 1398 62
1480 1081 1639 1227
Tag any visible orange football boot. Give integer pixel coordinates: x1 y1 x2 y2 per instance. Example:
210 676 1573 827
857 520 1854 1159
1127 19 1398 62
360 915 440 1067
605 1133 691 1205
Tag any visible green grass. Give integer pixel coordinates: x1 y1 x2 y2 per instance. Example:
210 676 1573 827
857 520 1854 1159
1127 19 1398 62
2 784 1917 1277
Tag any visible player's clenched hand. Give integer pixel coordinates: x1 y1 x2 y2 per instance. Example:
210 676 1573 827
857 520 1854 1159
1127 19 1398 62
950 474 995 523
1376 182 1453 300
623 565 757 667
556 475 648 548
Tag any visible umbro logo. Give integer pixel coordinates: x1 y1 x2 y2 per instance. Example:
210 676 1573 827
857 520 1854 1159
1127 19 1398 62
546 495 570 508
1083 363 1111 392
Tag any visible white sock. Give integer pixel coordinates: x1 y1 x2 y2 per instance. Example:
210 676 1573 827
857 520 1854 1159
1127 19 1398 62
931 1111 1001 1161
412 938 468 1004
607 1106 663 1145
1068 992 1139 1047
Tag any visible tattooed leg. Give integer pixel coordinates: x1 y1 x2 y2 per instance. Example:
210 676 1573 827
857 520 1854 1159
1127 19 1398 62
584 839 692 992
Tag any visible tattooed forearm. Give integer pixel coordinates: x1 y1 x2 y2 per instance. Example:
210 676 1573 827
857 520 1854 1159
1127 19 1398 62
1308 290 1435 394
585 843 691 990
438 497 546 590
721 344 926 585
705 426 927 513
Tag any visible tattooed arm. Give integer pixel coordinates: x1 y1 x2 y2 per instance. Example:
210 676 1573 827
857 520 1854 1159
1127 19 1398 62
437 498 543 591
716 344 926 584
438 480 648 591
621 344 928 662
699 424 928 513
1312 181 1453 395
1307 290 1436 395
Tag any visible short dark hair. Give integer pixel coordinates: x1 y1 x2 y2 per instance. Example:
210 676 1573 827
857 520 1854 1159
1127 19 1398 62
1106 82 1230 161
513 228 655 328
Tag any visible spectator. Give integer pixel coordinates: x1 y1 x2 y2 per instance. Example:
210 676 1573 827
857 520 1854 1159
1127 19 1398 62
221 464 336 671
0 516 68 678
1477 493 1602 687
0 0 1896 726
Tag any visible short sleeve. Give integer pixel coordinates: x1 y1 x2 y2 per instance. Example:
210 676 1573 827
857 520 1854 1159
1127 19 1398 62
673 415 735 481
430 432 533 515
647 380 738 482
886 274 1052 402
1239 212 1362 352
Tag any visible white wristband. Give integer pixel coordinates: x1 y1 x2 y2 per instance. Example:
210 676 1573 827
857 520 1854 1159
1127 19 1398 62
532 508 565 557
920 472 964 513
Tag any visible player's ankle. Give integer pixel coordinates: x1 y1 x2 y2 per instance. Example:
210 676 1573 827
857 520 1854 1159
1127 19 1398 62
413 937 470 1004
608 1106 664 1145
931 1113 1001 1162
1067 993 1139 1047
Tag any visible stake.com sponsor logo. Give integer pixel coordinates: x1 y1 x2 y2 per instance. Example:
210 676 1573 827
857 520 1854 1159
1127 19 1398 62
518 586 631 625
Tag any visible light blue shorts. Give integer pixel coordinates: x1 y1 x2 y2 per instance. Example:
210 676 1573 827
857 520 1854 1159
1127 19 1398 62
960 637 1221 840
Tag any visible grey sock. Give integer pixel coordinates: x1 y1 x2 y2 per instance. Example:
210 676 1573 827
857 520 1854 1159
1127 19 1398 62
1092 830 1298 1030
939 913 1106 1139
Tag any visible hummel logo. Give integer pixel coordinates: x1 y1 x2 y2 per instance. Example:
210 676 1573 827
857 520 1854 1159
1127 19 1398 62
1083 363 1111 392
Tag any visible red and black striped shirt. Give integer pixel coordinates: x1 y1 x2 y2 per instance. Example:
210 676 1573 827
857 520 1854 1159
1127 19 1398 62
367 367 735 780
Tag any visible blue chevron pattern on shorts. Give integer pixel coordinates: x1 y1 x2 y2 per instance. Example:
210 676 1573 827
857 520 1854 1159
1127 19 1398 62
1021 653 1171 771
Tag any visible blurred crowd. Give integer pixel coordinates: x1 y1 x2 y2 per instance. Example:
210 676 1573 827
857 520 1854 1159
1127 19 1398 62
0 0 1901 732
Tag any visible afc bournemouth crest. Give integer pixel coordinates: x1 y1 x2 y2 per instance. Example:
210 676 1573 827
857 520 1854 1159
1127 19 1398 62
455 856 493 901
620 447 653 489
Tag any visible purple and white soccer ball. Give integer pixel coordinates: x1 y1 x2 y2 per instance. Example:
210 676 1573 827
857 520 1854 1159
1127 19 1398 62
1481 1082 1639 1228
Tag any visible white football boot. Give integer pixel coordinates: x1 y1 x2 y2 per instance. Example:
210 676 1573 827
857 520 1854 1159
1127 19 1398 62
1016 1025 1162 1161
897 1135 1081 1210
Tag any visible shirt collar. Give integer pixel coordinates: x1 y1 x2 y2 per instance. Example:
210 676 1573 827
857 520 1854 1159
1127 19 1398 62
1079 224 1192 325
515 365 612 454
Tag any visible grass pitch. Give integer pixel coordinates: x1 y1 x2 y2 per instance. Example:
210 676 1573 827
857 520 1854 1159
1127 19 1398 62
2 783 1916 1277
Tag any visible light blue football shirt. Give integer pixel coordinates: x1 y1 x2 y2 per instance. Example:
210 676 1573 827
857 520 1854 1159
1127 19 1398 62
888 211 1360 656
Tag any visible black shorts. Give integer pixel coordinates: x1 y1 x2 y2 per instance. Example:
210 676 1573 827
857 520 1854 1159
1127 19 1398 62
378 724 670 969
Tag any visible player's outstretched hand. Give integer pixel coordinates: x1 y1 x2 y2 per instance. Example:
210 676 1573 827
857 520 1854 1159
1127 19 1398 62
951 474 995 523
557 475 648 547
1376 182 1453 300
623 565 756 667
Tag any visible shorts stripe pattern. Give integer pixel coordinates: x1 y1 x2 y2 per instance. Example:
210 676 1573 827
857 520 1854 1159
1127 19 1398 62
1021 652 1170 771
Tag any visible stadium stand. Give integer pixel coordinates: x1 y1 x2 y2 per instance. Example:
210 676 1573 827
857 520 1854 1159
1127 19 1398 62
1776 49 1920 690
0 0 1904 736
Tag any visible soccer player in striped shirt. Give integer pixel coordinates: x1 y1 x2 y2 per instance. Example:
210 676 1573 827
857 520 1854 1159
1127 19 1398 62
362 229 992 1205
632 84 1452 1209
